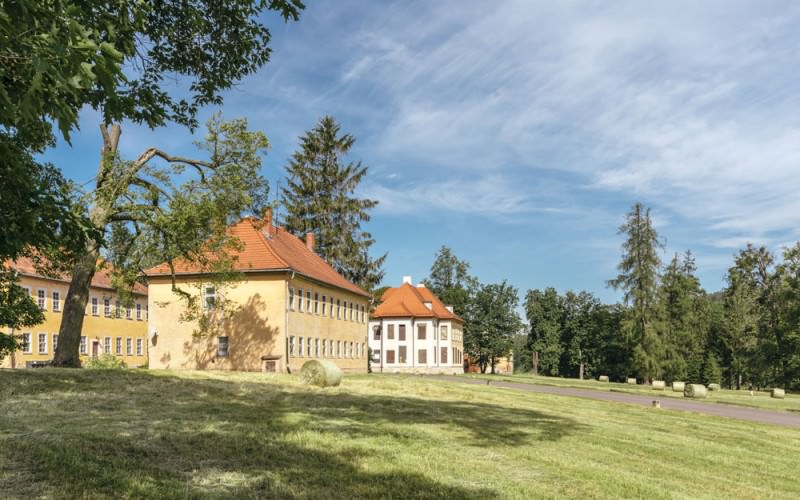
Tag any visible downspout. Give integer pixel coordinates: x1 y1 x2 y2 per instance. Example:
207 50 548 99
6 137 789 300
285 271 295 373
411 318 415 370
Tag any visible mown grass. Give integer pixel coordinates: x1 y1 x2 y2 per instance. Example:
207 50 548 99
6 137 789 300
465 372 800 413
1 369 799 499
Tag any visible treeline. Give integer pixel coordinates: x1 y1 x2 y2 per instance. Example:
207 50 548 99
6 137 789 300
516 203 800 391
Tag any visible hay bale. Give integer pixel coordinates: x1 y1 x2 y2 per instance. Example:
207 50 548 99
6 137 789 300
771 388 785 399
627 378 637 385
684 384 708 398
598 375 609 383
672 381 685 392
651 380 666 390
299 360 342 387
708 383 721 391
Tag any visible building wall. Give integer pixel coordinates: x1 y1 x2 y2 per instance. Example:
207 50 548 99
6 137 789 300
148 273 370 373
0 275 148 368
286 276 369 373
147 274 287 372
368 317 465 374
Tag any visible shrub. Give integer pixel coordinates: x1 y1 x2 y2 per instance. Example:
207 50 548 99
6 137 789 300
84 354 127 370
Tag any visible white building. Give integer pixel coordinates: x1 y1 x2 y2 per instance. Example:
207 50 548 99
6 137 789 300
369 276 464 374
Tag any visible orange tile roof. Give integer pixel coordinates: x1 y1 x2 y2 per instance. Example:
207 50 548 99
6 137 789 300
372 283 463 322
144 218 370 298
8 256 147 295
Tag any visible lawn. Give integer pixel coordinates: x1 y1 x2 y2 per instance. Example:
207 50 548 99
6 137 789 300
1 369 799 499
465 372 800 413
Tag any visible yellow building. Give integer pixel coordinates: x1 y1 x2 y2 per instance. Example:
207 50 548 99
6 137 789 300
144 214 371 373
1 257 149 368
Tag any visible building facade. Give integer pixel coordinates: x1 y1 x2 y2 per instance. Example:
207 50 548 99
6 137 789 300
1 258 149 368
145 214 371 373
369 277 465 374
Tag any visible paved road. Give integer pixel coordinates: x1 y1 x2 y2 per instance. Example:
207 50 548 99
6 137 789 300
434 375 800 429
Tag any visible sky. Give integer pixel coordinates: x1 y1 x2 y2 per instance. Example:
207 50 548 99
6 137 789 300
42 0 800 303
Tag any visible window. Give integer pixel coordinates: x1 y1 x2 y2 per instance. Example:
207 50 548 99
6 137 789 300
289 336 296 356
104 336 111 354
336 340 341 358
307 337 312 357
137 338 144 355
321 295 327 316
79 336 87 354
386 350 395 364
37 289 46 310
355 342 360 359
441 347 448 364
52 291 61 312
441 325 448 340
315 338 320 357
104 298 111 317
126 338 132 355
38 333 47 354
298 288 304 312
387 324 394 340
342 301 348 320
418 349 427 364
314 292 319 314
373 326 381 341
298 337 304 357
336 299 341 319
322 338 327 357
349 341 354 358
217 336 228 357
306 290 311 313
115 301 121 318
145 304 149 320
136 303 142 321
399 346 407 364
116 337 122 355
91 297 98 316
204 286 216 310
418 324 426 340
329 296 334 317
289 287 295 310
53 334 58 352
399 324 406 341
126 306 132 320
329 339 334 357
23 286 31 298
373 349 381 363
22 333 32 353
361 305 365 323
350 303 354 321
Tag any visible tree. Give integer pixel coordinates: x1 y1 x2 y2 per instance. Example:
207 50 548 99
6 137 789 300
281 116 386 291
423 246 479 318
560 291 601 380
524 288 563 376
465 281 521 374
777 243 800 390
608 203 665 384
53 115 270 367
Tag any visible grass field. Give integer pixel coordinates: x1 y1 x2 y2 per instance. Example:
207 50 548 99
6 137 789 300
1 369 799 499
465 372 800 413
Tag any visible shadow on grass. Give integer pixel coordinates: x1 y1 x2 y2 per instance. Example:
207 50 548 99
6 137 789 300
0 369 585 498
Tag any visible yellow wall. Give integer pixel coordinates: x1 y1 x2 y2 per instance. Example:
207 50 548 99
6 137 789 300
1 275 148 368
286 276 369 373
147 273 369 373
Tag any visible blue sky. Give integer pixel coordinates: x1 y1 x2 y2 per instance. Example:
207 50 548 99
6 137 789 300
42 1 800 302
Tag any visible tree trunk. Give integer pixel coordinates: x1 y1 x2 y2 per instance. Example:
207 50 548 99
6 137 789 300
51 251 99 367
490 355 496 374
51 123 120 368
532 351 539 376
579 361 584 380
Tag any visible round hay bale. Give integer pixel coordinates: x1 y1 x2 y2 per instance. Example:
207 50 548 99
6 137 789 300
300 360 342 387
708 383 721 391
626 378 637 384
684 384 708 398
771 388 785 399
651 380 666 390
598 375 609 383
671 381 685 392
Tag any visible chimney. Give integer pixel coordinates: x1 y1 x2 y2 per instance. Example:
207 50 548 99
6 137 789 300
402 275 412 285
416 283 425 288
305 232 315 252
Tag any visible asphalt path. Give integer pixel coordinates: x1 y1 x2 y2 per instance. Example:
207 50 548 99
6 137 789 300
433 375 800 429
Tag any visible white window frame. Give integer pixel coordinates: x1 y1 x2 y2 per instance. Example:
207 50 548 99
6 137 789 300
289 336 295 356
306 290 311 313
322 338 327 357
298 336 304 357
22 333 32 353
104 298 111 317
298 288 304 312
79 336 87 354
53 334 58 352
288 287 295 310
104 336 112 354
91 297 99 316
329 296 334 317
136 303 142 321
115 301 121 318
216 336 228 357
126 337 132 355
52 291 61 312
315 338 319 357
204 285 217 310
126 305 132 320
321 295 327 316
37 289 47 310
37 333 47 354
137 338 144 356
116 337 122 355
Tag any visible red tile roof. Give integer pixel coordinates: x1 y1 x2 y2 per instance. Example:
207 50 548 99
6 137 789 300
8 257 147 295
372 283 463 322
144 218 370 298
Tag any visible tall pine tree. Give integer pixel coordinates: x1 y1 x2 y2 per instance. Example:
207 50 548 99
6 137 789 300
281 116 386 291
608 202 664 384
